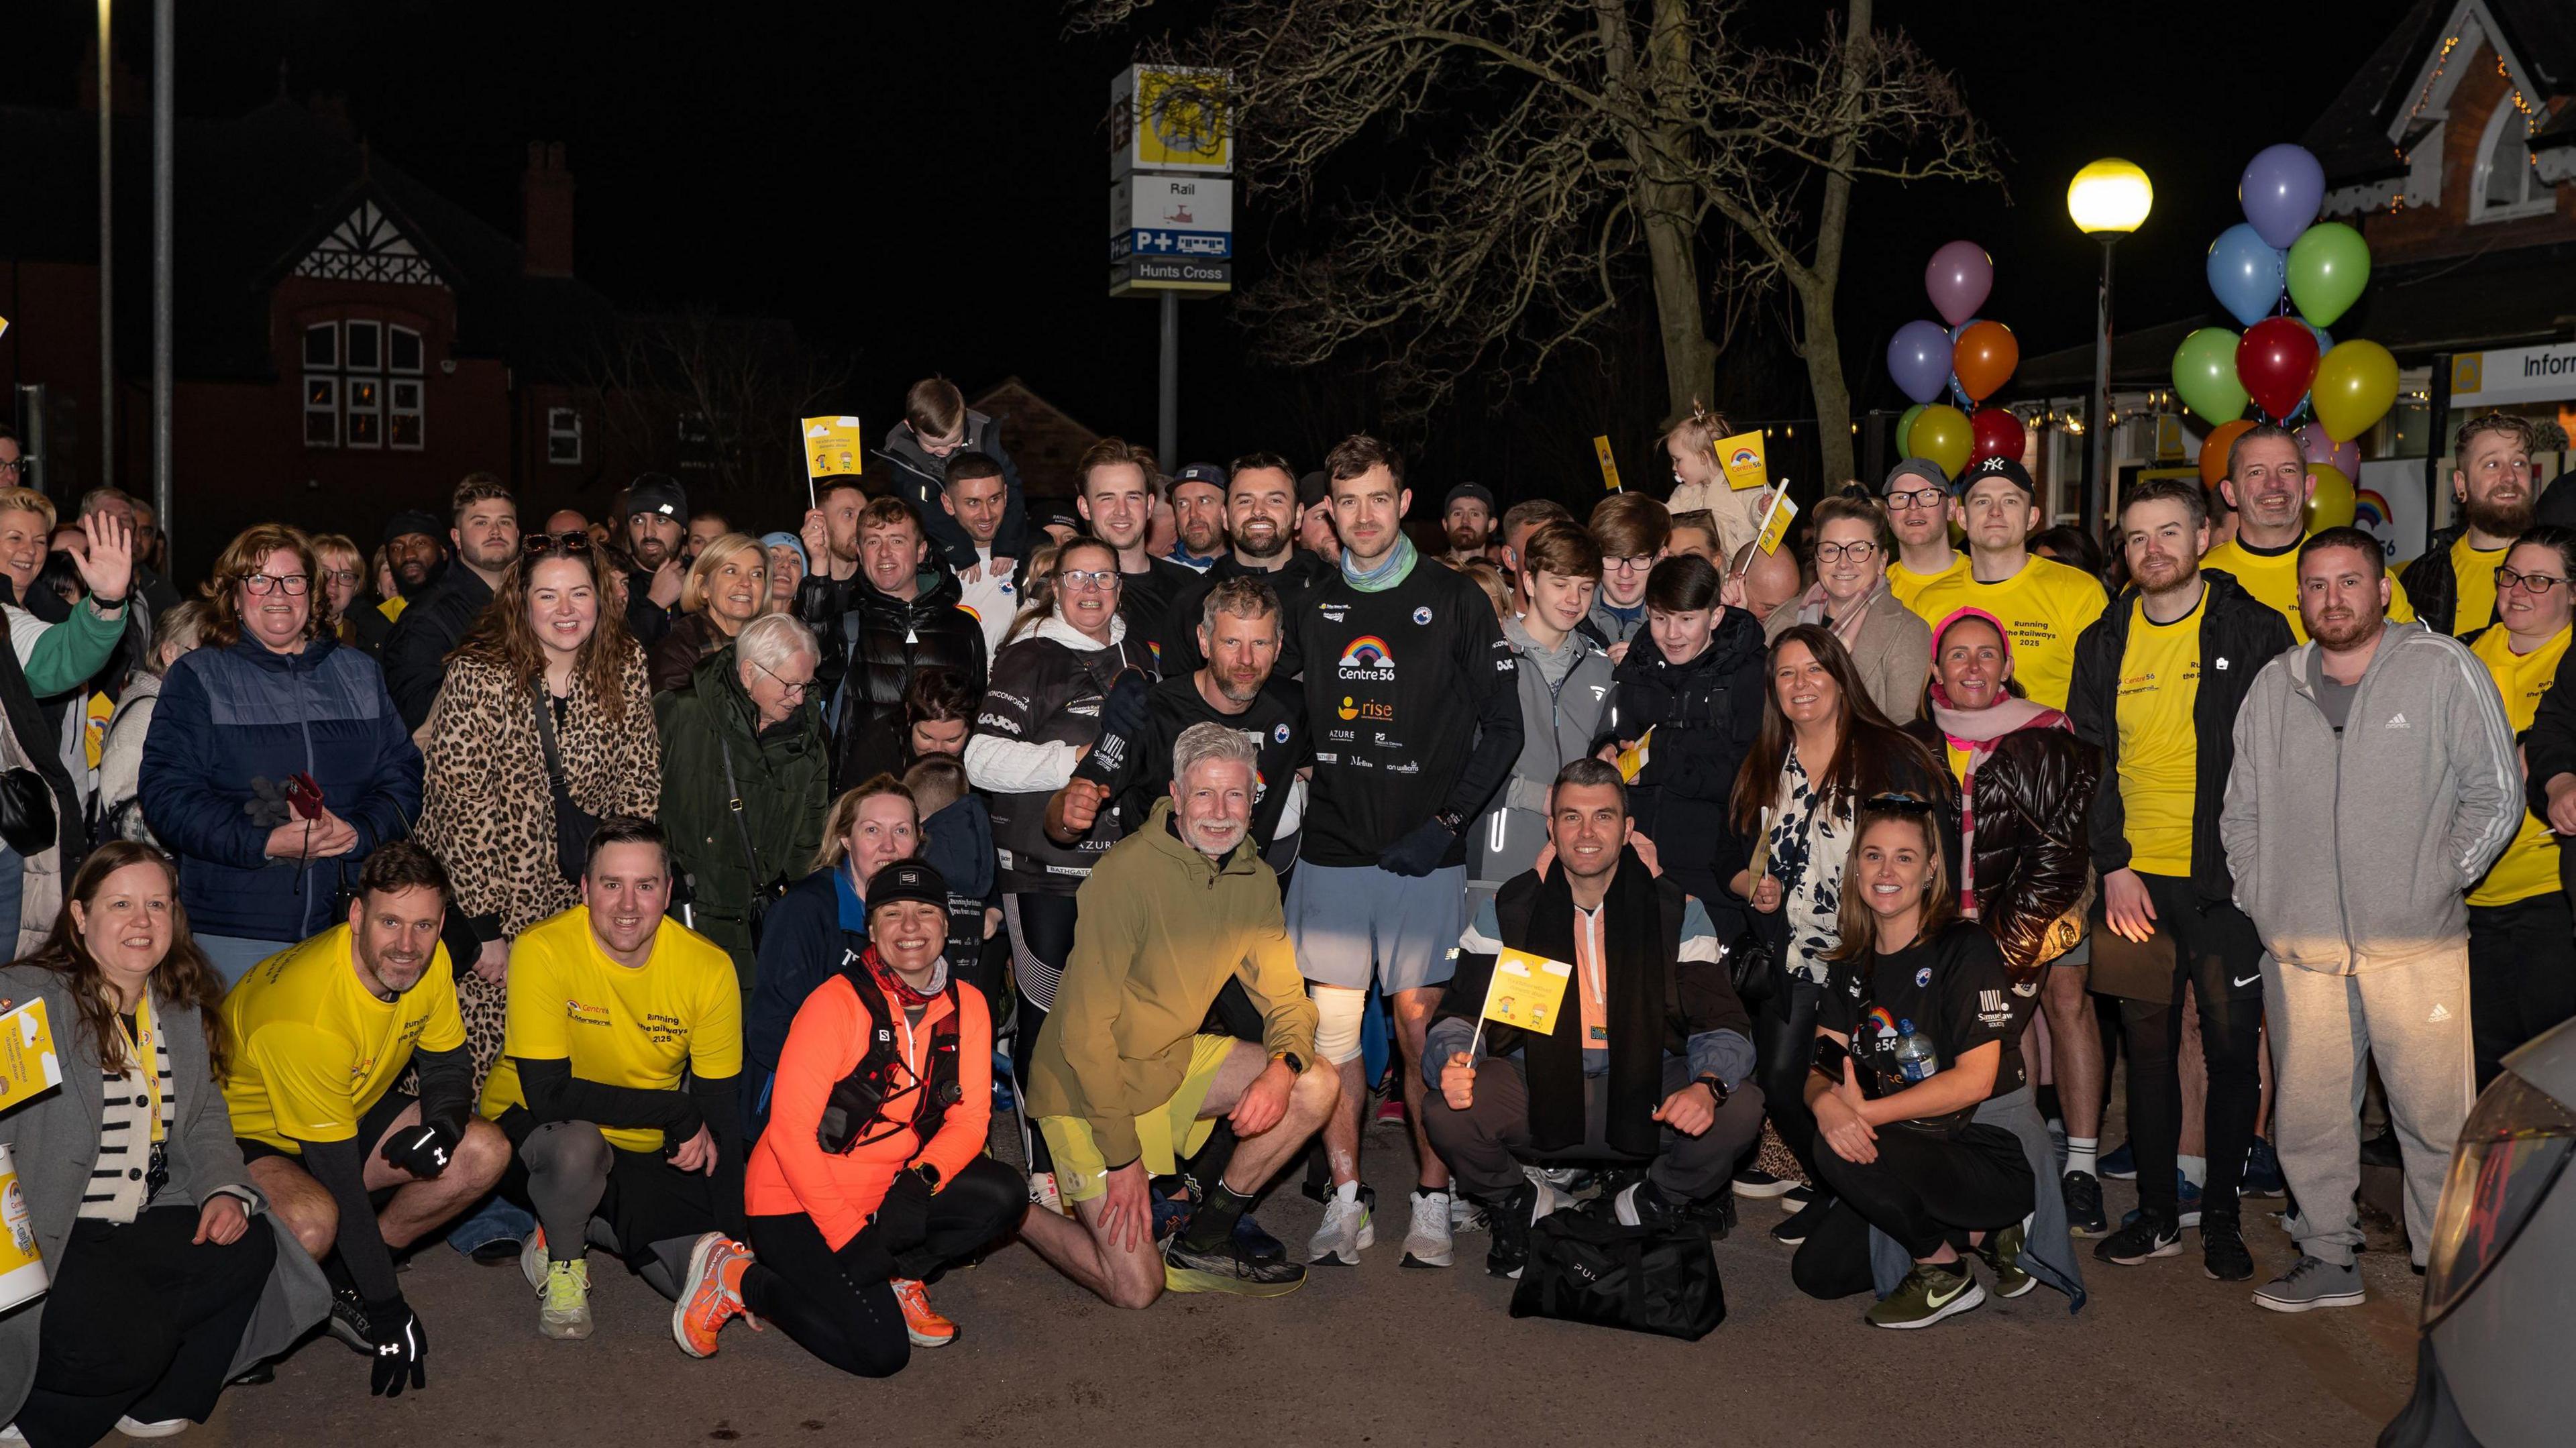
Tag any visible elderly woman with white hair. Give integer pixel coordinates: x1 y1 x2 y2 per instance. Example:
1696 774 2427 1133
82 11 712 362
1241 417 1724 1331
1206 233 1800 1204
657 610 831 988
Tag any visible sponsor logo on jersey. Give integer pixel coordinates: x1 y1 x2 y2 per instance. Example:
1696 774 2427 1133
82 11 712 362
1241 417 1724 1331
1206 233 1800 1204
1337 636 1395 681
1338 696 1360 720
566 999 611 1027
1412 605 1433 626
1274 722 1292 743
1915 966 1933 987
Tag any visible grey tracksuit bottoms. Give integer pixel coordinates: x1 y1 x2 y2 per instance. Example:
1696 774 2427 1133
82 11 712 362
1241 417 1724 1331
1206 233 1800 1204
2262 946 2475 1268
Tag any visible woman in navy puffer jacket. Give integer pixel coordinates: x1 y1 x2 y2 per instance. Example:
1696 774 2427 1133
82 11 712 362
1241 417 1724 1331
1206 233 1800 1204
140 524 423 983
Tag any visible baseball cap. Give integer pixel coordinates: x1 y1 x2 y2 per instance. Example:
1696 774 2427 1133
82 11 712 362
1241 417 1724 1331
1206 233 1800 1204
867 860 949 917
1171 463 1226 498
621 473 688 524
1444 482 1496 513
380 509 444 547
1036 500 1083 533
1881 458 1949 496
1297 470 1330 512
1958 454 2035 498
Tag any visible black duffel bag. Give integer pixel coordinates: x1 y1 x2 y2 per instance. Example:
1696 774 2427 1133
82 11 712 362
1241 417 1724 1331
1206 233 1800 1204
1508 1207 1725 1341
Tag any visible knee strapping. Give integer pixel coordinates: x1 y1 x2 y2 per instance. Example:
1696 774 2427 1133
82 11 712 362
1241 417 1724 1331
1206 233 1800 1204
1311 985 1366 1065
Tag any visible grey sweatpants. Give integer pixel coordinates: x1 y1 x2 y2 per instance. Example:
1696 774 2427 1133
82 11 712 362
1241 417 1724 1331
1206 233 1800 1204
1420 1056 1764 1205
2263 948 2474 1267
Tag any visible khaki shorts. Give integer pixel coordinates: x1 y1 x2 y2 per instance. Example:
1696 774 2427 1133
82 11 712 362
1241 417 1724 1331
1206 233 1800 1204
1039 1034 1236 1203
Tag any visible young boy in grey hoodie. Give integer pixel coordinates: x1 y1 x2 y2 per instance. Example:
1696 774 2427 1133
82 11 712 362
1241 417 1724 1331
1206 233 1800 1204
1474 523 1615 904
2220 528 2520 1313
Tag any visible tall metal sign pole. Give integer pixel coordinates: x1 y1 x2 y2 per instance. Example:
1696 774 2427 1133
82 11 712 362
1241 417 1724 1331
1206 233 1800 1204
1108 66 1234 471
98 0 115 494
153 0 173 547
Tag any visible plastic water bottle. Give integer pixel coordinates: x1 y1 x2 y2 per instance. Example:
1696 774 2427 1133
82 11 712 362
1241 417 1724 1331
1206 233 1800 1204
1892 1018 1941 1084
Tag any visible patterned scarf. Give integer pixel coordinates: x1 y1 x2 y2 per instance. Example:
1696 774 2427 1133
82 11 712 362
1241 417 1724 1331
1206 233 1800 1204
1342 533 1418 594
1926 606 2068 916
859 942 947 1010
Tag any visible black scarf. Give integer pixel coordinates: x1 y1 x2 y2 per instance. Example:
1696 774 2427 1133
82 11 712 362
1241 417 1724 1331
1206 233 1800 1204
1494 850 1674 1156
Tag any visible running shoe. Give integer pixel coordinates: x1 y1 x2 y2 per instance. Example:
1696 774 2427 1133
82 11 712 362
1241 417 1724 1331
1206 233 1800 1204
1780 1182 1819 1209
2202 1216 2253 1282
1772 1194 1831 1247
1481 1180 1570 1279
517 1225 553 1290
1731 1165 1795 1199
1449 1194 1489 1235
538 1258 592 1341
2358 1127 2403 1169
672 1233 751 1358
1867 1262 1985 1329
1975 1221 2035 1298
1028 1170 1066 1217
890 1278 957 1347
1401 1188 1455 1269
1165 1232 1310 1296
2062 1170 2110 1237
2241 1136 2286 1197
112 1418 189 1439
2096 1208 2183 1266
2100 1139 2137 1179
1307 1183 1375 1265
2117 1171 2202 1230
2253 1254 2365 1313
1374 1097 1406 1127
1150 1179 1193 1242
326 1286 374 1354
1233 1211 1288 1263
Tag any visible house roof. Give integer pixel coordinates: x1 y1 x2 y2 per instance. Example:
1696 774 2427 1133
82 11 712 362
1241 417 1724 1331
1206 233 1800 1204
2302 0 2576 186
0 99 623 384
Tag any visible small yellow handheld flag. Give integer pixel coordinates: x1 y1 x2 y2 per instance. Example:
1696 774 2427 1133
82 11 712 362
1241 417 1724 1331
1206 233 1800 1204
1481 949 1574 1036
1713 429 1770 492
1615 726 1654 784
801 416 866 483
0 997 63 1110
1753 489 1799 555
1592 435 1623 492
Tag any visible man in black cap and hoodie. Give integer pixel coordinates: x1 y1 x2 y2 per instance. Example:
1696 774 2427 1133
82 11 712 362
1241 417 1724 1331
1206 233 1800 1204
366 508 450 645
621 474 690 647
384 474 521 730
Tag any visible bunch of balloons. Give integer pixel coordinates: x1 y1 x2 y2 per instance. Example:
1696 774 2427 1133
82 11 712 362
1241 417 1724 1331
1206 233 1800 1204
1888 240 2024 480
2171 143 2398 526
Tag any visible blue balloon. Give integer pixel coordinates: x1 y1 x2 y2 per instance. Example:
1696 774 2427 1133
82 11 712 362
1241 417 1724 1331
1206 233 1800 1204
2240 144 2326 251
2207 223 2288 329
1888 319 1953 406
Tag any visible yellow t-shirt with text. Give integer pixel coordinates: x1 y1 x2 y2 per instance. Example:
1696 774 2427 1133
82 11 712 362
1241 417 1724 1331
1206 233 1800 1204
1907 555 2108 712
221 925 464 1154
1890 553 1970 618
2200 535 2415 644
480 907 744 1154
2444 534 2507 638
2467 624 2568 906
2114 592 2204 877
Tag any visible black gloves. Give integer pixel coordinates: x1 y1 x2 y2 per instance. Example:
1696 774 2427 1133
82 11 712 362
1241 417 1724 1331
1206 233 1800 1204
364 1297 427 1398
378 1121 459 1180
1379 816 1458 877
1072 670 1151 786
871 1169 934 1258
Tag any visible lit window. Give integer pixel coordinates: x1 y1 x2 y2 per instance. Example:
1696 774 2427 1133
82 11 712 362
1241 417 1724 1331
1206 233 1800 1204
389 380 425 450
347 376 382 449
547 407 582 465
304 375 339 447
304 317 429 449
2471 97 2553 223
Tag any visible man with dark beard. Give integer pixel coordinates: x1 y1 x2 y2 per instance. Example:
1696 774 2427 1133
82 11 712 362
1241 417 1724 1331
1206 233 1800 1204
2402 412 2540 636
1440 483 1495 565
2204 425 2416 643
619 474 690 646
1159 453 1333 678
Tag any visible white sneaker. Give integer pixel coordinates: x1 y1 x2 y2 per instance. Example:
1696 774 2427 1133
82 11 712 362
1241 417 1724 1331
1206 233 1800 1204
1307 1183 1375 1265
1450 1194 1489 1234
1401 1188 1455 1268
1028 1171 1066 1217
5 1425 25 1442
115 1417 190 1439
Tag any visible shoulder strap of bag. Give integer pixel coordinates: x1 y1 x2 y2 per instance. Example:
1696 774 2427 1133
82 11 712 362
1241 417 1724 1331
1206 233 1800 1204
718 738 764 884
530 690 571 791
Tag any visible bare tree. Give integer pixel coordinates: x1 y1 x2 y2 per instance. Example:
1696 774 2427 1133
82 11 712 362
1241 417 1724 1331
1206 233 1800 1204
576 309 853 524
1075 0 1997 484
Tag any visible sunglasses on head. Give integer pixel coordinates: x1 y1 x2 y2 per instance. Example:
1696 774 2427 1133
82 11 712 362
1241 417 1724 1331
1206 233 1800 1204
1863 791 1938 816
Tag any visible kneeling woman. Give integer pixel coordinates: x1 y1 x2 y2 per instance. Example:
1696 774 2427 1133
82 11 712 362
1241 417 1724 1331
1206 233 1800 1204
1795 801 2037 1329
0 843 327 1445
739 861 1022 1376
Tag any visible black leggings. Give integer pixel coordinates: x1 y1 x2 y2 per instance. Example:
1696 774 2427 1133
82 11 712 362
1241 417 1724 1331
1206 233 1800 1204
1792 1123 2031 1298
1755 975 1828 1183
18 1207 277 1448
1004 892 1080 1173
742 1158 1024 1378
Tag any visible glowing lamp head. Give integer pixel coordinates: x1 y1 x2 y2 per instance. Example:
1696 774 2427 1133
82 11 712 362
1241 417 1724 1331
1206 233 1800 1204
2068 158 2153 235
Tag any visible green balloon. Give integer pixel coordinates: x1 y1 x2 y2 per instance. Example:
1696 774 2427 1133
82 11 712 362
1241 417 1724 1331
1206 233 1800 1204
2172 327 2249 423
2286 222 2370 329
1896 404 1927 459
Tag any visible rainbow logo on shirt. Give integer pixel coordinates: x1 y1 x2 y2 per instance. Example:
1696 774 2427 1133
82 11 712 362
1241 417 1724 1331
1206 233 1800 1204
1863 1005 1900 1041
1336 636 1395 681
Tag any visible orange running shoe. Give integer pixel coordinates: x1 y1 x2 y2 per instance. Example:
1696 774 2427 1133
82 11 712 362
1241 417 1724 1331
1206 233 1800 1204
890 1278 957 1348
672 1233 751 1358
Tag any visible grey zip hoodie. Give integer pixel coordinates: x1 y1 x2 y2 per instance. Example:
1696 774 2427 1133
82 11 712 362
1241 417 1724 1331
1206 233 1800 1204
2220 622 2520 973
1472 617 1615 891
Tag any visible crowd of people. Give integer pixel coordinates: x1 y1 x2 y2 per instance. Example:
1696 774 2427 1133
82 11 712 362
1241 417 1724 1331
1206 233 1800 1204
0 388 2557 1439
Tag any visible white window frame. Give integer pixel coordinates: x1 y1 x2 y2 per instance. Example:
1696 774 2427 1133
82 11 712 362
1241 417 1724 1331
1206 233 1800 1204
547 406 583 466
388 378 425 451
345 375 383 450
303 321 337 370
303 374 339 448
388 324 425 375
2470 99 2555 223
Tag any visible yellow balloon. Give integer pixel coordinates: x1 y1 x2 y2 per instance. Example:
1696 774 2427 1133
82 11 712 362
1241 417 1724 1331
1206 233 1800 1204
2312 339 2398 445
2305 462 2356 530
1908 404 1973 480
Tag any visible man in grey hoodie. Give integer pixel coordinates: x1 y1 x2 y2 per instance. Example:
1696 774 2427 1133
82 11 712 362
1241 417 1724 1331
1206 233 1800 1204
1474 522 1615 905
2220 527 2520 1313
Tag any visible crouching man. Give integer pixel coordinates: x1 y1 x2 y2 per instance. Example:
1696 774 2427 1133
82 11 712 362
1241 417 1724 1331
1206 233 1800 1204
1424 759 1764 1278
1020 722 1340 1305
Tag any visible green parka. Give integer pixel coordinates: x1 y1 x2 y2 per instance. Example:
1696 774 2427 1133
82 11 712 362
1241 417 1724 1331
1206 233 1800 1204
657 645 829 987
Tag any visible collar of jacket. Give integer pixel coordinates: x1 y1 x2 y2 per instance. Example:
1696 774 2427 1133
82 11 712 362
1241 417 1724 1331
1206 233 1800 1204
229 632 336 671
1503 612 1602 664
1621 602 1764 679
833 860 871 936
2100 567 2264 647
859 567 964 616
1212 548 1332 583
1032 609 1128 652
699 646 819 749
1142 795 1263 879
2285 618 2430 703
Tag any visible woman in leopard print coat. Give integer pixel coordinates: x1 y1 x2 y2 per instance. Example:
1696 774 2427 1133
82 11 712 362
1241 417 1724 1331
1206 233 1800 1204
416 535 661 1089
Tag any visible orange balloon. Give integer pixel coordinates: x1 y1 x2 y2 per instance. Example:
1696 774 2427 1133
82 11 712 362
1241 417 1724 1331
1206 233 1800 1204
2199 419 2256 488
1952 321 2019 404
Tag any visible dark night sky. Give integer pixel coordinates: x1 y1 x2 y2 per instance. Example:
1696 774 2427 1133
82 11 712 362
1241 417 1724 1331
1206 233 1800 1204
7 0 2424 492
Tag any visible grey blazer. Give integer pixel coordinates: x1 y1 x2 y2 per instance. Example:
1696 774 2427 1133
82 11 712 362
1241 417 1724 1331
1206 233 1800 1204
1765 583 1933 724
0 962 329 1421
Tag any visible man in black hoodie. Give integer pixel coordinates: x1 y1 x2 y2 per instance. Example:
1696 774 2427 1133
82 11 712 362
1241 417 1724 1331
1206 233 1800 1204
877 376 1030 573
619 474 690 647
799 495 987 789
1159 452 1333 679
382 475 521 730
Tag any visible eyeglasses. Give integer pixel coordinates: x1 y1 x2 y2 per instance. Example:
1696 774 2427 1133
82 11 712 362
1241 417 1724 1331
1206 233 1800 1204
1815 541 1880 565
1884 487 1947 512
1057 569 1121 592
320 569 362 586
2495 565 2567 596
524 531 594 556
0 459 23 478
751 661 812 699
1605 554 1656 575
240 573 311 596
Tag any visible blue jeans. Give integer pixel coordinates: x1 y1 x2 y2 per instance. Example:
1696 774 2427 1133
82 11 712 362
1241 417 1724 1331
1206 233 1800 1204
0 844 21 954
447 1192 535 1255
196 935 294 989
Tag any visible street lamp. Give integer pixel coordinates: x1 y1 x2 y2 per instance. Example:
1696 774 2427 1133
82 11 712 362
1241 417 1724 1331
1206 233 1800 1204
2068 158 2152 533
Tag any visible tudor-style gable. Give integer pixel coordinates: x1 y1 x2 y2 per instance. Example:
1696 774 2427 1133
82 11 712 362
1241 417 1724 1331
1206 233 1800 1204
292 198 449 288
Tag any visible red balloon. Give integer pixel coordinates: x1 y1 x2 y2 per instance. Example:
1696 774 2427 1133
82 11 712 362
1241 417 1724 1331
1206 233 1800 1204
1969 407 2025 467
2235 317 2320 423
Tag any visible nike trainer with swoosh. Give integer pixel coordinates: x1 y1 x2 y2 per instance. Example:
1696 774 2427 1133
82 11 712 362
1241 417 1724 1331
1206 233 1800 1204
1866 1261 1986 1329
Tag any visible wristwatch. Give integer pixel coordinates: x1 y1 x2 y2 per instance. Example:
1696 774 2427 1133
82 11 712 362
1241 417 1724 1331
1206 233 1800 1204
1695 1074 1731 1105
1276 1051 1307 1076
1431 809 1464 835
912 1162 942 1190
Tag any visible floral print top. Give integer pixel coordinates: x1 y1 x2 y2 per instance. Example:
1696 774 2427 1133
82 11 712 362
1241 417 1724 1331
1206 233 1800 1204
1766 744 1851 983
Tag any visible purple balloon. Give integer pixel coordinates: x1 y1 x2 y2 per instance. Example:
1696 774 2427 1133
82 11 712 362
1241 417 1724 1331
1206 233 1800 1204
1925 241 1992 328
1888 319 1954 406
2296 422 2359 480
2241 144 2326 251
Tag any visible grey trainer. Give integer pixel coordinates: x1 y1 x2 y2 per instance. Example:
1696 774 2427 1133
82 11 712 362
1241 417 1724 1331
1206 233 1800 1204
2252 1254 2365 1313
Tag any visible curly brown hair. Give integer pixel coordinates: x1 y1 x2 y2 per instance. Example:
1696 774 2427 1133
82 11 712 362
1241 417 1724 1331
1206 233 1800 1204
199 524 327 649
19 842 230 1079
447 537 641 725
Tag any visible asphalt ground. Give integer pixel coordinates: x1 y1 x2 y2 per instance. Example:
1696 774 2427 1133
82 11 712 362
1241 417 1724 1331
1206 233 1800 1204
203 1105 2423 1448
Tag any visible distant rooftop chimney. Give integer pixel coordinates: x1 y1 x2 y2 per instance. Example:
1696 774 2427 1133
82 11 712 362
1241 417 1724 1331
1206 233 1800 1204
522 142 575 278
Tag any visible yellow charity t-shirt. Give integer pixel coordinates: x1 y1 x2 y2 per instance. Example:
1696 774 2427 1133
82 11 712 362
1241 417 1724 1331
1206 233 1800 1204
479 907 744 1154
1907 555 2108 712
2201 535 2416 644
2113 590 2205 877
2447 535 2508 638
2467 624 2569 906
221 924 464 1154
1890 553 1969 617
1944 740 1973 784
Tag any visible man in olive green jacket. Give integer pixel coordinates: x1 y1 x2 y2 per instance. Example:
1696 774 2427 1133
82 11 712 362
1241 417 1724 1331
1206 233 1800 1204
1022 724 1336 1306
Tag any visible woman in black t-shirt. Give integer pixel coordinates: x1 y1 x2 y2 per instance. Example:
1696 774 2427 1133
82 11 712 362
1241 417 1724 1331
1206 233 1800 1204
1794 798 2036 1329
